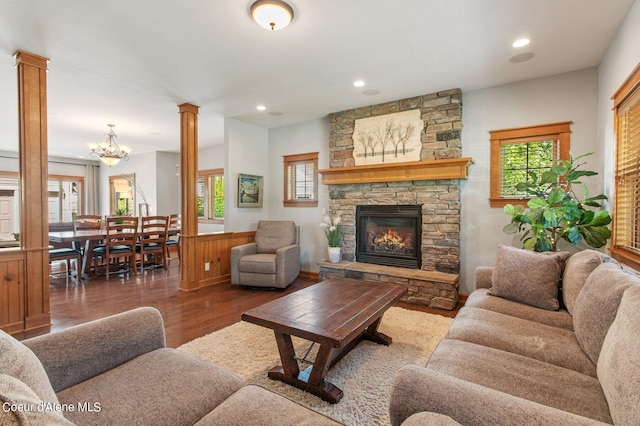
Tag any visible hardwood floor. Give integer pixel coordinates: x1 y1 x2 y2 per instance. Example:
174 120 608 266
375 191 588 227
20 261 461 348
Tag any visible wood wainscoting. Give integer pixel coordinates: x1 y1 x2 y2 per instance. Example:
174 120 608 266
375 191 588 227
192 231 256 289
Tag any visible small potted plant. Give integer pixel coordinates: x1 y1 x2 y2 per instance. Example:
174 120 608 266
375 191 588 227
503 152 611 252
320 209 342 263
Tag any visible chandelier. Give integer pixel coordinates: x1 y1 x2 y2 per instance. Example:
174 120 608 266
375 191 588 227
87 124 132 166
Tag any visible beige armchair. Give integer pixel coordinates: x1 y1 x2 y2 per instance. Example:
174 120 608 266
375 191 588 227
231 220 300 289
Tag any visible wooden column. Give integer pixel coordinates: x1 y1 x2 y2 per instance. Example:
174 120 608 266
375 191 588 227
15 51 51 331
178 103 200 291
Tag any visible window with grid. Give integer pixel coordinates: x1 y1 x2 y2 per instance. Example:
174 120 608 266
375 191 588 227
489 122 571 207
197 168 224 222
611 63 640 270
283 152 318 207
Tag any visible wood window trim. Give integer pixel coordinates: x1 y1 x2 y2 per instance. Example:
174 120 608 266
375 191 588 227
198 168 224 224
283 152 319 207
489 121 572 207
610 63 640 271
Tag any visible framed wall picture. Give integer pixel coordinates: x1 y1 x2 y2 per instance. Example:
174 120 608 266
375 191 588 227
238 173 263 207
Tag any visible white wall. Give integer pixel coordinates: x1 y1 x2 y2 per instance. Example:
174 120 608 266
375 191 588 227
460 68 600 295
598 0 640 206
267 119 331 272
223 118 269 232
199 144 225 170
155 151 180 216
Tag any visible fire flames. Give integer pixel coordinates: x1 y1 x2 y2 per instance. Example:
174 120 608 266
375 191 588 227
373 229 407 250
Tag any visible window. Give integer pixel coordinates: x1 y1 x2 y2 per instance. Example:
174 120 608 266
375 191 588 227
283 152 318 207
611 63 640 270
48 175 84 222
489 122 571 207
197 169 224 223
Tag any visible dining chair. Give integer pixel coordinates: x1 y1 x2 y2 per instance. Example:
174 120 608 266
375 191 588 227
137 215 169 273
93 216 138 280
73 214 103 272
49 246 82 282
166 213 180 261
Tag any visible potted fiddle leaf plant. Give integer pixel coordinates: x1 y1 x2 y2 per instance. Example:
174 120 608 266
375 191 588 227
503 152 612 252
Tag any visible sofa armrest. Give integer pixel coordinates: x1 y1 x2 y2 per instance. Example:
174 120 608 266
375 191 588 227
474 266 494 289
230 242 257 284
276 244 301 286
23 307 166 392
389 366 609 426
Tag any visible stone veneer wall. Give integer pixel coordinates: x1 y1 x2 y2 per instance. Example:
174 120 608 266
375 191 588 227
328 89 463 274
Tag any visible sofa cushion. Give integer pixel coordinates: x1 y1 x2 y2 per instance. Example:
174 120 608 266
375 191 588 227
598 285 640 426
57 348 243 426
573 262 634 365
562 249 614 315
0 329 60 407
446 307 596 376
489 244 569 310
426 339 612 423
255 221 297 254
464 289 574 330
196 385 342 426
238 253 277 274
0 374 73 425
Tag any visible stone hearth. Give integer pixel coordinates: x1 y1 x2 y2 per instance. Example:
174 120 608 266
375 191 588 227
318 261 459 310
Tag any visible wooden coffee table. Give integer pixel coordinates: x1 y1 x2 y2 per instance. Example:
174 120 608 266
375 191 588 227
241 277 407 403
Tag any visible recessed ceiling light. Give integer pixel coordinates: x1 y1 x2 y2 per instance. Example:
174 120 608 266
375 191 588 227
362 88 380 96
512 38 530 48
256 105 266 111
353 80 365 87
268 111 283 116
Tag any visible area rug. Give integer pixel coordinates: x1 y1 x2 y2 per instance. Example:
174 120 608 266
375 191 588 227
178 307 453 425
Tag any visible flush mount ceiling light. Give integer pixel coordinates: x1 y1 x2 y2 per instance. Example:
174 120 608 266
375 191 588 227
250 0 294 31
86 124 131 166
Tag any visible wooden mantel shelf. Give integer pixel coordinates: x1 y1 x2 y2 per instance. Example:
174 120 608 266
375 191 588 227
318 157 474 185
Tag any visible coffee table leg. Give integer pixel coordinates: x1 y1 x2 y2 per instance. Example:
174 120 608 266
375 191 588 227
268 333 344 403
363 316 393 345
273 332 299 377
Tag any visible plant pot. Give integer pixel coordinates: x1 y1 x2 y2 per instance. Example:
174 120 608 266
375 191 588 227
328 247 341 264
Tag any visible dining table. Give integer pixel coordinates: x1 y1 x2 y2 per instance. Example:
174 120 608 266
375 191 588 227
48 229 107 280
48 226 180 280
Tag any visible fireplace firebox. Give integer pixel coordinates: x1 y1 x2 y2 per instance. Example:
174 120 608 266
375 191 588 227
356 205 421 269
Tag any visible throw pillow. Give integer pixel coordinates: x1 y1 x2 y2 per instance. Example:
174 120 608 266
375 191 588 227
0 329 59 407
489 244 569 310
562 249 615 315
0 374 73 425
573 262 634 365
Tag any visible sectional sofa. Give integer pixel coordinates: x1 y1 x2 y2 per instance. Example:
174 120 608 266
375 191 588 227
390 246 640 425
0 307 340 425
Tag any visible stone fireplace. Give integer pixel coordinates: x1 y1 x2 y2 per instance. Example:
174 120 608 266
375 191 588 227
318 89 471 310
